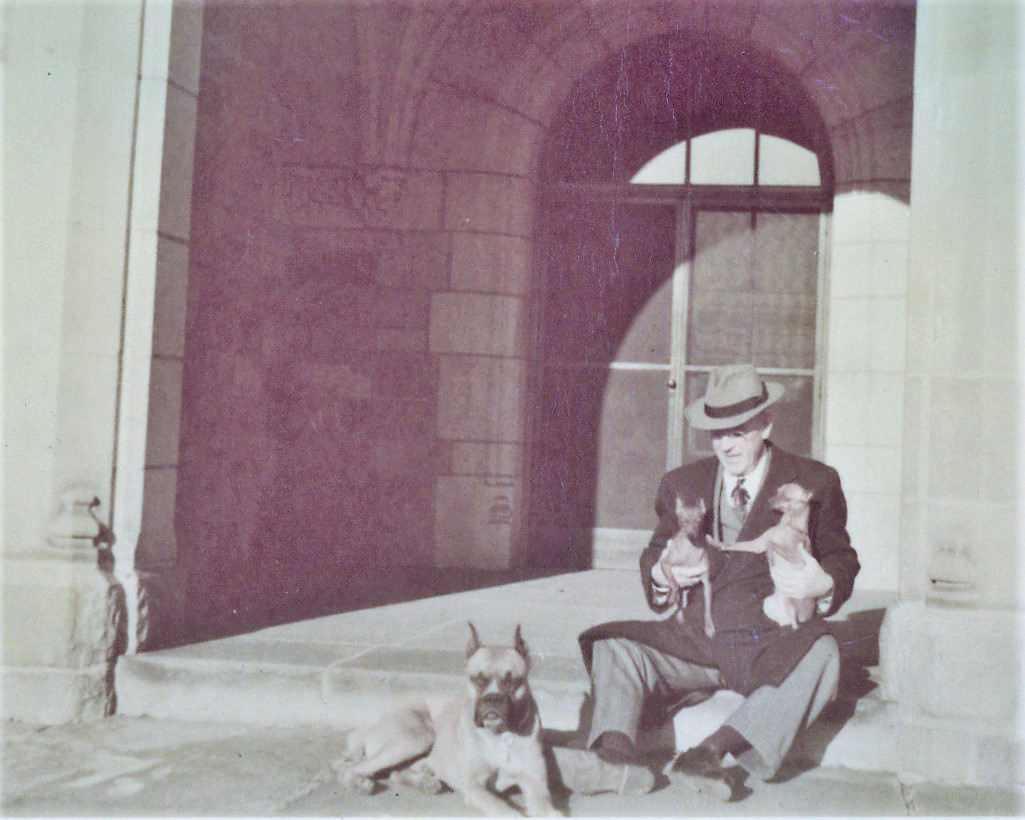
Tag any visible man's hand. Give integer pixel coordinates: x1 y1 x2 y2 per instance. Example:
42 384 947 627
653 538 705 589
769 548 834 600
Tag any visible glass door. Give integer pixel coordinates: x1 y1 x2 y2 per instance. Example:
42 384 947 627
527 194 824 570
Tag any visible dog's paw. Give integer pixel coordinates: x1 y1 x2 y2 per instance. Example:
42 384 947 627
337 767 377 795
392 763 445 794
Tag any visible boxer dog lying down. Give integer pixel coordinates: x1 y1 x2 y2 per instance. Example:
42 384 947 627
335 623 557 816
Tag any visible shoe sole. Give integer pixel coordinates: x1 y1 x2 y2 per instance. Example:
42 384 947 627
667 768 733 802
617 764 656 796
551 748 655 796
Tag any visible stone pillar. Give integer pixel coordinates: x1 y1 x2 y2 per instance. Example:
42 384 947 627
122 0 202 651
879 0 1024 786
1 0 174 720
823 193 909 594
431 173 536 569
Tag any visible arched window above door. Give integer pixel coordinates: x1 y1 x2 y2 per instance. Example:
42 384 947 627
631 129 821 187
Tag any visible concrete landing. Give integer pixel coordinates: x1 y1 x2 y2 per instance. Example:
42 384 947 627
117 570 896 774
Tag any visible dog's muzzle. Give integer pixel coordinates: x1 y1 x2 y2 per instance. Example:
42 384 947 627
474 693 513 733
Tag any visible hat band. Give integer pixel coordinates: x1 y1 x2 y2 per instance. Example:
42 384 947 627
704 383 769 419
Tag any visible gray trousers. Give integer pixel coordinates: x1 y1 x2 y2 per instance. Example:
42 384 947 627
587 634 840 779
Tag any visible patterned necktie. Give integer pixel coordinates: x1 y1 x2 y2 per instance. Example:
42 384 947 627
731 478 750 518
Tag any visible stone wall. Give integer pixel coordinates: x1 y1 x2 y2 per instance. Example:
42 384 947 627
3 0 144 721
170 1 918 637
880 0 1024 786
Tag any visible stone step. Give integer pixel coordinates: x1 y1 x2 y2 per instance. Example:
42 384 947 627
116 571 898 775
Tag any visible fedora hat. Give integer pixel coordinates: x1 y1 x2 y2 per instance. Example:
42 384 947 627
684 364 784 430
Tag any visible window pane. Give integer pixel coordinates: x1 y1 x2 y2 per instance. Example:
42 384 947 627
690 129 755 185
758 135 820 186
689 210 818 371
752 212 819 369
631 142 687 184
689 210 754 365
596 369 671 528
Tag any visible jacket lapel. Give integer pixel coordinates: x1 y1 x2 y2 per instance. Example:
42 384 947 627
737 444 799 539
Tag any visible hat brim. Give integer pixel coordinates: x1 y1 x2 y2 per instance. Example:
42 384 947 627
684 381 785 431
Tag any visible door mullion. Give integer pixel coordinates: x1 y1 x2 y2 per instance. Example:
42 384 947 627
667 202 693 470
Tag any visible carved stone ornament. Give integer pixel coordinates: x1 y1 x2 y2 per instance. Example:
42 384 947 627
280 164 408 225
47 489 109 551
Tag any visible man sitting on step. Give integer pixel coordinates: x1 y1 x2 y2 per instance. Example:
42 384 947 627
574 363 860 801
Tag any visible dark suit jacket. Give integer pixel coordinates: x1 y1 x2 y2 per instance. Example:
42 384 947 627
580 444 860 696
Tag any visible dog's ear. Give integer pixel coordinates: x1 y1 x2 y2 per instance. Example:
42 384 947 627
514 624 529 662
467 621 481 658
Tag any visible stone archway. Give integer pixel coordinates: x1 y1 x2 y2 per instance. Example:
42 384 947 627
137 0 914 649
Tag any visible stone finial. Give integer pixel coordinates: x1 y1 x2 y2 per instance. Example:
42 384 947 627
47 489 114 551
927 541 977 606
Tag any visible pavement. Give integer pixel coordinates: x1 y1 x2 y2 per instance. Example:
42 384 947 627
4 715 1021 817
4 568 1024 816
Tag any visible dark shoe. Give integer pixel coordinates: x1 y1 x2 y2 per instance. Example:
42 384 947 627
593 730 638 764
551 746 655 796
665 745 734 802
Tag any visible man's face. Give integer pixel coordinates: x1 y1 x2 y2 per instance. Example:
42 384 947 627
710 416 772 477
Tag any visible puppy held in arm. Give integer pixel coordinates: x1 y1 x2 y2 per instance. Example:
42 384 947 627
659 496 715 637
708 482 817 628
335 623 558 817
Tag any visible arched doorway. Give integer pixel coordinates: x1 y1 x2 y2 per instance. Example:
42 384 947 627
528 32 834 570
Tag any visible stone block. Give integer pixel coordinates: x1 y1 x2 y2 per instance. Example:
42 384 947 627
896 721 980 784
434 475 521 569
145 358 184 466
915 501 1019 609
900 375 923 496
832 192 910 244
3 571 78 667
829 239 909 300
444 173 534 236
976 733 1023 787
1 663 109 723
168 0 203 95
429 292 527 357
63 221 132 357
152 236 190 358
450 442 524 477
360 288 431 330
928 377 1017 504
375 232 450 291
436 355 527 442
411 84 531 174
65 68 136 223
824 371 905 448
826 444 902 497
451 233 532 296
837 491 900 592
826 296 906 372
373 328 428 353
3 551 119 668
881 601 1021 721
117 654 330 727
137 467 179 568
159 83 197 241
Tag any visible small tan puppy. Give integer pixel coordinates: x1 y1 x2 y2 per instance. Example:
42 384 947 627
707 482 816 628
659 496 715 637
335 623 557 816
